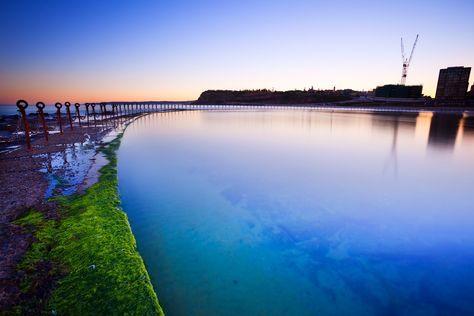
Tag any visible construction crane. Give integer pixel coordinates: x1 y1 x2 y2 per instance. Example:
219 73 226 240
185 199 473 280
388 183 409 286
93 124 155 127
400 34 419 85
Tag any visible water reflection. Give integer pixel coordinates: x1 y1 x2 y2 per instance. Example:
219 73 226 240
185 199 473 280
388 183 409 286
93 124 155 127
126 109 472 155
428 113 463 149
118 109 474 316
382 117 399 177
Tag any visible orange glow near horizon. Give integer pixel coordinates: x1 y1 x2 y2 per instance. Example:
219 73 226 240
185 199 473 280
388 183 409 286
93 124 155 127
0 72 200 104
1 1 472 105
0 89 197 105
0 71 444 105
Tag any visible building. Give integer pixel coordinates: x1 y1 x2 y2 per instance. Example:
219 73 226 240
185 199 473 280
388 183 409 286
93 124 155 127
374 84 423 98
435 67 471 101
469 85 474 99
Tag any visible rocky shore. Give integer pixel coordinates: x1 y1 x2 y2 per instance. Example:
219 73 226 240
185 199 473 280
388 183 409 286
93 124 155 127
0 112 163 314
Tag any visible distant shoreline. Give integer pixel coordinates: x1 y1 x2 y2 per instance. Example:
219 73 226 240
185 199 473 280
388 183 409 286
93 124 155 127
1 102 473 116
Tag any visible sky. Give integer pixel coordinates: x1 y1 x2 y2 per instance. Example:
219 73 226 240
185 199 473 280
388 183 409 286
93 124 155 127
1 0 473 104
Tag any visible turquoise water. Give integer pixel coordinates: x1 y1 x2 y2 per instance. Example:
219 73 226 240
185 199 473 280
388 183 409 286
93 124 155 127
118 110 474 315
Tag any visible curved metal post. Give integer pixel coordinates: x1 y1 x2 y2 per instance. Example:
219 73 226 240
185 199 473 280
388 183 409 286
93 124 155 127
64 101 73 130
74 103 81 126
35 101 49 142
85 103 90 126
54 102 63 134
16 100 31 150
100 102 108 127
91 103 97 125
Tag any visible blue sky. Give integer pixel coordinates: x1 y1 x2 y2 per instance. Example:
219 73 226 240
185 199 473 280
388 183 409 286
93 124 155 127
1 0 473 102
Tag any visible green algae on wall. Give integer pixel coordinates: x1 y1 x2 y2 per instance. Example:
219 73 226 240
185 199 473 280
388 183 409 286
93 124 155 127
15 132 164 315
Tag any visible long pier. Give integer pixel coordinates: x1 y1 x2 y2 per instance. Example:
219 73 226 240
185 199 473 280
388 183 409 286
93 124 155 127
10 100 474 151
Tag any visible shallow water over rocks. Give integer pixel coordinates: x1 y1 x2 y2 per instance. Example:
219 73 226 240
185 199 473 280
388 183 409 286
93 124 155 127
118 110 474 315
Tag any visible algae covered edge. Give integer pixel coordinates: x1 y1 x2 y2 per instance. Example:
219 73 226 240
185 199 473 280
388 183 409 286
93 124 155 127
15 128 164 315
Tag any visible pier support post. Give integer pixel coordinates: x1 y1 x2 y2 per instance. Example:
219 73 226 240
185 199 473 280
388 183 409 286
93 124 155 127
101 102 108 128
100 102 105 119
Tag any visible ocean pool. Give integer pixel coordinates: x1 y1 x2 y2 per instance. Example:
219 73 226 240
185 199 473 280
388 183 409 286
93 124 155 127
118 109 474 315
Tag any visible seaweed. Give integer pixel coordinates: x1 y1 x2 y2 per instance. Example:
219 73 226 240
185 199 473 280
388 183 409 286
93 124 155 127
15 132 163 315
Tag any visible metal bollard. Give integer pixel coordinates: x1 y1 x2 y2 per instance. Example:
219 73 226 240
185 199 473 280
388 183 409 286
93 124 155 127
16 100 32 150
54 102 63 134
64 102 73 130
74 103 82 126
35 102 49 142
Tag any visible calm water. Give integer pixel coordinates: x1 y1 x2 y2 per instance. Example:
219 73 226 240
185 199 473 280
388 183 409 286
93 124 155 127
118 110 474 315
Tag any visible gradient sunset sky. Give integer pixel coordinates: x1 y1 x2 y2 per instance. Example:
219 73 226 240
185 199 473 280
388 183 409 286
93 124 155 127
1 0 473 104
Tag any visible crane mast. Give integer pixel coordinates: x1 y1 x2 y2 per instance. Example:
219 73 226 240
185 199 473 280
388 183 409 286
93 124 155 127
400 34 419 85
